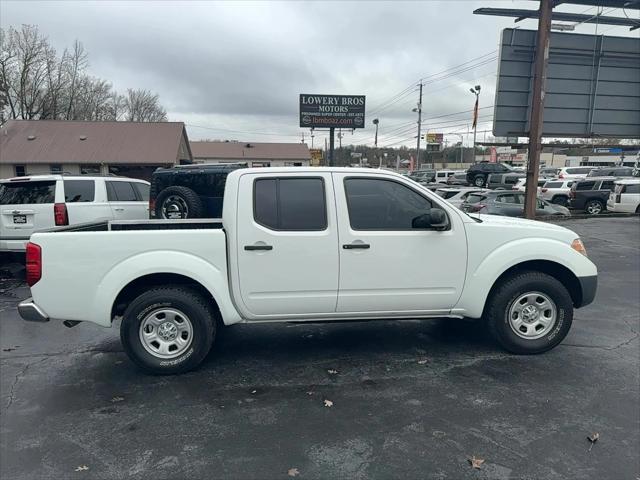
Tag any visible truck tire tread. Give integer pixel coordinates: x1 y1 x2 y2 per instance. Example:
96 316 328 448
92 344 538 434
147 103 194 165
120 286 216 375
486 271 573 355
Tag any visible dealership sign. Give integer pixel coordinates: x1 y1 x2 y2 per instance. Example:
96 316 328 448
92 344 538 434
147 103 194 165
299 94 366 128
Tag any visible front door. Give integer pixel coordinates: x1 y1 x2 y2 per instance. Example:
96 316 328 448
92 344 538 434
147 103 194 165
333 173 467 314
235 172 339 317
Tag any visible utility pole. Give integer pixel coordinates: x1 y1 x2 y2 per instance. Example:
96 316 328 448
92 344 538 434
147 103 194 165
414 82 423 170
525 0 553 219
373 118 380 167
324 136 328 166
301 131 305 143
329 128 335 166
311 128 315 148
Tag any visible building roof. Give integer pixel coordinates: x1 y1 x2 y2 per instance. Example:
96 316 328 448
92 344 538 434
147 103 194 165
191 141 310 161
0 120 192 165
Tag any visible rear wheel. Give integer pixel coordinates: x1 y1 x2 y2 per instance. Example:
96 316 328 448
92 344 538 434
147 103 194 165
473 175 486 187
120 286 216 374
584 199 604 215
155 186 203 219
551 195 569 207
486 271 573 354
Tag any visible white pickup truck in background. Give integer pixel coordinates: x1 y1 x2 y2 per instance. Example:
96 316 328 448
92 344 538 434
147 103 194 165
19 168 598 374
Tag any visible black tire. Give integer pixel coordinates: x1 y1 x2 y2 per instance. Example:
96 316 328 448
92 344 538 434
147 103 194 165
485 271 573 354
120 286 216 375
473 175 486 187
584 199 604 215
155 186 203 219
551 195 569 207
635 204 640 214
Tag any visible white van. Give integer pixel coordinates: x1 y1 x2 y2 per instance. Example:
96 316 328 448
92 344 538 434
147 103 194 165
0 175 150 252
434 169 458 184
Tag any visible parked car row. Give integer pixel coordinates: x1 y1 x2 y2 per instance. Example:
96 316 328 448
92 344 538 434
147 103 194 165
1 175 150 252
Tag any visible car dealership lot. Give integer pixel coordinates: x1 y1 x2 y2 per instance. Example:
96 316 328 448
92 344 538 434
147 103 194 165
1 218 638 480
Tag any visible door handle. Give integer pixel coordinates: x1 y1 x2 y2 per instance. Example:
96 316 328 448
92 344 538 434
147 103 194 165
114 208 125 212
244 245 273 251
343 243 370 250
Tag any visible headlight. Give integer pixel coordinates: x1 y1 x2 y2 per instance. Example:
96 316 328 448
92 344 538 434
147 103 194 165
571 238 587 257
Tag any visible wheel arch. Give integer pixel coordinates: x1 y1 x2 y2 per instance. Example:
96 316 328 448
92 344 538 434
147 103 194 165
111 273 222 326
482 260 583 316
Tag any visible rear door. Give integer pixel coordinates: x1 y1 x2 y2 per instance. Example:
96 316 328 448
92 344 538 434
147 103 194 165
235 171 339 316
106 180 148 220
0 179 58 246
63 179 112 224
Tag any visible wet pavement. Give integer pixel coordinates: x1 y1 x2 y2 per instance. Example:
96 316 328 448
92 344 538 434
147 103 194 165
1 218 638 479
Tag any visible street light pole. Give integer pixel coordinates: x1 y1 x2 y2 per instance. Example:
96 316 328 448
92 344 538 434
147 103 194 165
414 82 423 170
469 85 481 162
373 118 380 168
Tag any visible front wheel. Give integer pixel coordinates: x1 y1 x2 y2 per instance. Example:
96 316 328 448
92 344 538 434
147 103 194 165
485 271 573 354
120 286 216 374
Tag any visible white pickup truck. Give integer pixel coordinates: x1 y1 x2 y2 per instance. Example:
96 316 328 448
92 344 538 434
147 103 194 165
18 168 597 374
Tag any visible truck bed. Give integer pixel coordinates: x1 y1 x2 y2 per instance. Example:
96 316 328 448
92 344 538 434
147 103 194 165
43 219 224 233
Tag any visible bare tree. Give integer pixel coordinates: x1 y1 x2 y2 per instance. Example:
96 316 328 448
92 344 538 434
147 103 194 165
0 24 167 123
124 88 167 122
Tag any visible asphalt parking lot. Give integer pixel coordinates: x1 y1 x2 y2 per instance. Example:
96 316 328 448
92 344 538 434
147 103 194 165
1 217 638 480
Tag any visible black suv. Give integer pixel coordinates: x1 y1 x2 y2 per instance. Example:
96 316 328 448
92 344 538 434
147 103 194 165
569 177 616 215
150 163 247 219
466 162 514 187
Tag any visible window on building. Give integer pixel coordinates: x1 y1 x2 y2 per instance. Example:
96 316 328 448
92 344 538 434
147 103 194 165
14 165 26 177
50 164 63 174
252 162 271 168
283 162 303 167
254 177 326 231
80 164 101 175
64 180 95 202
344 178 433 230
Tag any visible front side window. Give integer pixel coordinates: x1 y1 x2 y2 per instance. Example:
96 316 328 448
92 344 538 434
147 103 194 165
601 180 615 191
344 178 433 230
254 177 326 231
64 180 95 202
624 184 640 194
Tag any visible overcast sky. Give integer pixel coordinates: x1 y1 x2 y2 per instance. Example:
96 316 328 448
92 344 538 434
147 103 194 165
2 0 638 148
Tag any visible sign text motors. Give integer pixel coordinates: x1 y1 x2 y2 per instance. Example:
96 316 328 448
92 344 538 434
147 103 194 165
299 94 366 129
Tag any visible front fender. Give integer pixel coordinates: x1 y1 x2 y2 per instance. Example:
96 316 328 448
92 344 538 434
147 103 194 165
91 251 241 327
453 238 597 318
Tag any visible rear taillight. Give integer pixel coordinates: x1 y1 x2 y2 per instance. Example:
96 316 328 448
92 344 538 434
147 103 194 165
541 188 548 193
559 173 564 179
26 242 42 287
54 203 68 226
569 190 576 199
149 198 156 217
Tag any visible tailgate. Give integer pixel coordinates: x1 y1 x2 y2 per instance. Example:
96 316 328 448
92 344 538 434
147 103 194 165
0 180 57 240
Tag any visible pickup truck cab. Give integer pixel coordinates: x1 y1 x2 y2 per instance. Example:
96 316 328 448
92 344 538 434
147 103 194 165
19 168 597 374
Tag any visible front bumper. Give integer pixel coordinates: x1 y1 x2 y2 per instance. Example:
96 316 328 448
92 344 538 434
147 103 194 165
577 275 598 308
18 298 50 323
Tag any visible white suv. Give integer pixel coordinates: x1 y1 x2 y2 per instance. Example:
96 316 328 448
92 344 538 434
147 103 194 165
540 179 575 207
0 175 150 252
557 166 593 180
607 179 640 213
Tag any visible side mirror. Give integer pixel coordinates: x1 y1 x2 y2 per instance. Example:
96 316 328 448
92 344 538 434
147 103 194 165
412 208 449 230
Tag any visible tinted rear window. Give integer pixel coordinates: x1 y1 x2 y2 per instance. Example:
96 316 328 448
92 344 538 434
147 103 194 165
437 190 458 199
64 180 95 202
254 177 326 231
133 183 150 201
567 167 592 174
544 182 563 188
465 194 486 204
576 181 596 191
624 184 640 194
107 181 138 201
0 181 56 204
